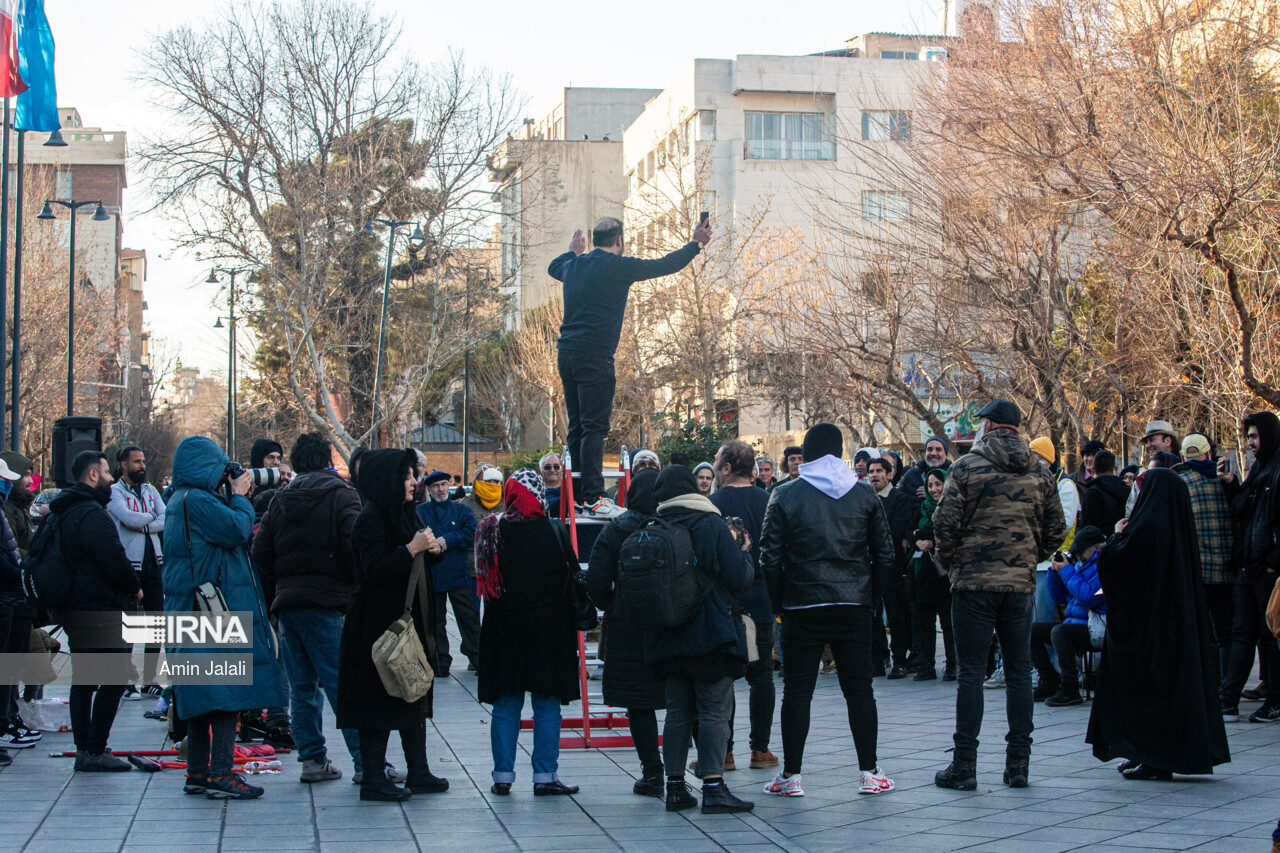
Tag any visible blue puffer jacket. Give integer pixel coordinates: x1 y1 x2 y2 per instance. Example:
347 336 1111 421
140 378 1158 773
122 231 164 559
1049 550 1106 625
416 498 477 592
163 436 287 720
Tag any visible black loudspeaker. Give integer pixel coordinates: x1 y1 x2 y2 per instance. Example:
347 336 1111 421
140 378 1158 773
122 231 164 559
52 416 103 487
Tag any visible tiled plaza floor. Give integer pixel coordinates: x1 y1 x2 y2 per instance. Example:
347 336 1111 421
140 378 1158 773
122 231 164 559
1 644 1276 853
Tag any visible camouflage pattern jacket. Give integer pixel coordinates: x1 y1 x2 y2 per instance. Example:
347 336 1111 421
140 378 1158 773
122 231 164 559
931 428 1066 594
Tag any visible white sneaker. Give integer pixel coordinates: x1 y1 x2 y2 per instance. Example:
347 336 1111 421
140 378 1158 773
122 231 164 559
859 767 895 795
584 497 625 518
763 771 804 797
984 667 1006 689
352 761 407 785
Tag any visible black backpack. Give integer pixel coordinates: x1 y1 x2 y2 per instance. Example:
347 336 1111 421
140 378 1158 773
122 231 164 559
21 513 73 613
618 516 702 629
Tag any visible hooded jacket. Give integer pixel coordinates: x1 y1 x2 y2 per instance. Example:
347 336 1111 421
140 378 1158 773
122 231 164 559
52 482 140 614
163 436 286 719
252 468 362 611
931 428 1066 594
1225 411 1280 581
249 437 284 520
759 454 895 610
1080 474 1129 537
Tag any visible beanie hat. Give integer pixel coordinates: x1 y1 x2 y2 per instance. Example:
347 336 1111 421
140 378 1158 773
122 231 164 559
631 449 661 469
1072 525 1107 555
802 423 844 462
925 435 950 452
654 464 698 502
1080 440 1106 456
1029 437 1057 463
976 399 1021 428
781 445 804 473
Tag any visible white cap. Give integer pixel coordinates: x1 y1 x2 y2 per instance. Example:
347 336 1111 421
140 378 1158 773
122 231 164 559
481 467 504 483
0 459 19 481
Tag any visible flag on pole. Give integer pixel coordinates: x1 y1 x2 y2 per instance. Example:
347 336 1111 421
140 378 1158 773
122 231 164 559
14 0 55 130
0 0 26 98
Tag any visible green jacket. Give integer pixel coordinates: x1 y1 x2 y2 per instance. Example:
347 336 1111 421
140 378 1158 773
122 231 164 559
932 428 1066 594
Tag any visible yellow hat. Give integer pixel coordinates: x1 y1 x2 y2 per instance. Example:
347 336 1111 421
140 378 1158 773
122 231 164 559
1182 433 1211 459
1029 437 1056 463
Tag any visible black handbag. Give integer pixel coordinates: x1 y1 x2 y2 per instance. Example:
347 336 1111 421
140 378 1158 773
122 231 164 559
551 520 599 632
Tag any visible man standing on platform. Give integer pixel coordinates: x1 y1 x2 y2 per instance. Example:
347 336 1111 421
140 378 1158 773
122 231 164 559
550 216 713 518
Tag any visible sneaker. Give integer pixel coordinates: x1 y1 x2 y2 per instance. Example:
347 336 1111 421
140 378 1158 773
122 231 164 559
584 496 624 518
13 719 41 741
122 685 142 701
633 776 664 798
206 772 264 799
984 667 1005 689
859 767 895 795
821 661 837 674
701 780 754 814
749 750 778 769
763 771 805 797
0 727 38 749
0 747 11 767
352 761 408 785
934 759 977 791
1249 704 1280 723
666 780 698 812
887 665 907 680
942 664 958 681
300 758 342 783
74 751 132 772
1045 684 1084 707
1242 682 1267 701
263 726 295 749
1222 705 1241 723
141 684 164 697
184 772 208 795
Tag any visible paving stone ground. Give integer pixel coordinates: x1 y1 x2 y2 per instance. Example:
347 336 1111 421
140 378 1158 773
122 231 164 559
2 631 1276 853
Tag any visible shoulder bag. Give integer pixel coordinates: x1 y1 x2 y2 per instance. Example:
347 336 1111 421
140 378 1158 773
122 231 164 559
371 552 435 703
551 519 600 632
183 492 228 614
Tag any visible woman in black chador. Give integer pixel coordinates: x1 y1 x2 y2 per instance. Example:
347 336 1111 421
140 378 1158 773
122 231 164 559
1087 468 1230 780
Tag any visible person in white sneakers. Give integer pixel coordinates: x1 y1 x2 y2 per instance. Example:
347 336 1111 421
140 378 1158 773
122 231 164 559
758 424 896 799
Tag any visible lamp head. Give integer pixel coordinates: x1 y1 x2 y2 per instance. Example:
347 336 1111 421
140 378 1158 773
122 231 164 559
247 271 261 284
213 318 224 329
91 204 110 221
205 270 219 284
36 201 55 220
409 223 425 245
43 129 67 147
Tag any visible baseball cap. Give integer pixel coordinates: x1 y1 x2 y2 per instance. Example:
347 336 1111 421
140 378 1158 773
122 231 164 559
1181 434 1211 459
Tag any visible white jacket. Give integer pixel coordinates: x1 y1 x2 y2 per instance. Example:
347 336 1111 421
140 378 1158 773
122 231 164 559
107 480 166 572
1036 474 1080 571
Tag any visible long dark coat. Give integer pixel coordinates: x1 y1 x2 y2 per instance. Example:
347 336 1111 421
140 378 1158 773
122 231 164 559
1086 468 1230 774
336 449 440 731
584 469 665 711
477 516 579 705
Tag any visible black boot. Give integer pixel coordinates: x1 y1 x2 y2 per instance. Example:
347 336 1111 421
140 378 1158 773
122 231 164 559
1003 755 1029 788
665 779 697 812
913 667 937 681
1045 681 1083 707
407 769 449 794
633 775 664 797
360 777 411 802
1033 674 1060 702
935 758 977 791
700 780 754 814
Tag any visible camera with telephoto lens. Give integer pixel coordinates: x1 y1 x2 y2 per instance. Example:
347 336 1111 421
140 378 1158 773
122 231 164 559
724 516 747 548
224 462 282 488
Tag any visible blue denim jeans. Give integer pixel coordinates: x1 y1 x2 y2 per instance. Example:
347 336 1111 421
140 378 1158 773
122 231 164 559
1033 569 1057 623
490 692 561 784
277 609 361 772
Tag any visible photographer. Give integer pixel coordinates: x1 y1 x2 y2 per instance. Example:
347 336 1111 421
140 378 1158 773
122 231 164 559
253 433 371 784
1030 526 1107 707
248 437 290 522
164 436 287 799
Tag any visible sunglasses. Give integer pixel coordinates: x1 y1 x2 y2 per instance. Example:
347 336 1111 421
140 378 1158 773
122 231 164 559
542 464 562 471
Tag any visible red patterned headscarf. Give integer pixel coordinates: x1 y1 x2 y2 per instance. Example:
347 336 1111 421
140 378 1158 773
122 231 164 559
475 469 546 600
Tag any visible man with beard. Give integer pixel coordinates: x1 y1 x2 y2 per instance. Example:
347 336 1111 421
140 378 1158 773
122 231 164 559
899 436 951 516
0 452 34 555
107 446 167 696
55 451 142 771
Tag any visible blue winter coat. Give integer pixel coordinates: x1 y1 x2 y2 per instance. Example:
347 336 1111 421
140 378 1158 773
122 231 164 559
1049 550 1106 625
163 436 287 720
415 498 477 592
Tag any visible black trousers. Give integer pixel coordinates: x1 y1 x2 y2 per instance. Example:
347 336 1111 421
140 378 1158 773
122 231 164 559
358 721 430 788
884 568 914 667
1029 621 1098 685
187 710 238 778
780 605 879 774
727 621 776 755
915 597 955 671
1203 583 1234 688
627 707 662 779
1222 571 1280 707
64 627 129 755
952 591 1034 761
138 557 165 685
434 588 481 672
557 349 615 503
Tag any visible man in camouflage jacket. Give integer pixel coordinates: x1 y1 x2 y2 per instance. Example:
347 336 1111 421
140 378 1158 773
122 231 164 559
930 400 1066 792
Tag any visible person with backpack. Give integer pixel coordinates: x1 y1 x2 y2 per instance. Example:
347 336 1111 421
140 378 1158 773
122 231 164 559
757 423 897 799
52 451 143 772
629 465 754 814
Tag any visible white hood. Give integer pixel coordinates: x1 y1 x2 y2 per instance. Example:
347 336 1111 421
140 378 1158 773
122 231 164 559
799 455 858 499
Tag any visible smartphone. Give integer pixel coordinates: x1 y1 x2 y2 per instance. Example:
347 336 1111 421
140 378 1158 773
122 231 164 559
1223 449 1239 477
699 210 709 224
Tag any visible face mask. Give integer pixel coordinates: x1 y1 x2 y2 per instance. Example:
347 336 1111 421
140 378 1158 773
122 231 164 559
0 479 11 500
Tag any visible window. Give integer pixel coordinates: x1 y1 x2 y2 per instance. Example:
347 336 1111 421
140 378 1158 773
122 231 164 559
861 191 911 222
861 110 912 141
699 109 716 141
880 50 920 60
55 169 72 199
744 112 832 160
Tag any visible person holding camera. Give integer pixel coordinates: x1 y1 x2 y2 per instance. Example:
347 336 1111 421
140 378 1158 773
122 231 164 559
1029 526 1108 707
163 437 287 799
336 448 449 802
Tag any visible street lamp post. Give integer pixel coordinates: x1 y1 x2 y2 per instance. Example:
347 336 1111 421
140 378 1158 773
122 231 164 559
208 268 258 458
364 218 424 447
36 198 110 416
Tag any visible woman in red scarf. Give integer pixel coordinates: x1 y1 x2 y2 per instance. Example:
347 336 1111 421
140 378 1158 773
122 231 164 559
475 469 581 796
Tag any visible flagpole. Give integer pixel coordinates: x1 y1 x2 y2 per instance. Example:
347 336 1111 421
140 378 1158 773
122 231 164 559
0 96 10 453
10 128 22 451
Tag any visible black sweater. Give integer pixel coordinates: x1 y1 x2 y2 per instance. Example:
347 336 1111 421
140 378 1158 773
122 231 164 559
550 243 701 357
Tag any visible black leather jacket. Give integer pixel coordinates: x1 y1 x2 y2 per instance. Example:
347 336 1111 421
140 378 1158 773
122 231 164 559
759 478 895 611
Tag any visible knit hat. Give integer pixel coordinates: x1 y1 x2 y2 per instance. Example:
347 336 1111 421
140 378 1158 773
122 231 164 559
1029 437 1057 463
250 437 284 468
1072 525 1107 554
632 449 661 469
924 435 950 452
654 465 698 502
1080 440 1106 456
0 451 31 476
423 470 451 487
977 399 1021 428
802 423 843 462
1181 434 1211 459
